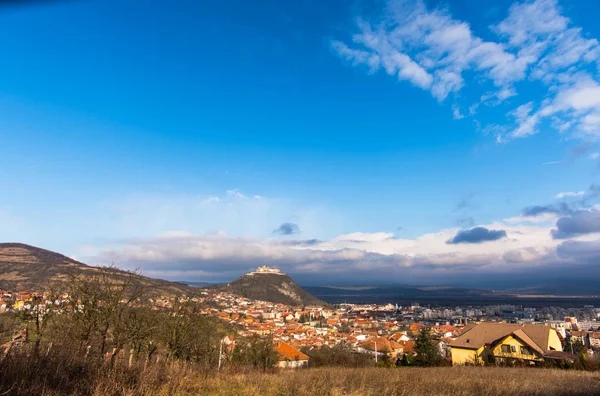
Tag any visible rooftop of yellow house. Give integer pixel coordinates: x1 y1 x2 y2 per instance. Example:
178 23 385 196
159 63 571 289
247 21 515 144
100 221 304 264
450 322 559 352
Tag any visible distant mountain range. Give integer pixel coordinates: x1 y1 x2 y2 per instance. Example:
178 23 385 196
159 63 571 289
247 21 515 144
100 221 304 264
304 284 600 307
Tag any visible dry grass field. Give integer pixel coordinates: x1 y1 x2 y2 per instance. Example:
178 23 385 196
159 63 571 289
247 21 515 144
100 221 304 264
3 352 599 396
125 366 600 396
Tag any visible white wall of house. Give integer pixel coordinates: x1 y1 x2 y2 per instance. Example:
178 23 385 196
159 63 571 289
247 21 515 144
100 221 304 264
277 359 308 368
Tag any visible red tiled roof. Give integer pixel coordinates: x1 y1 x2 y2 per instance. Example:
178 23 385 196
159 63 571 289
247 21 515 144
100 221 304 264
401 341 415 354
359 337 402 352
275 342 309 361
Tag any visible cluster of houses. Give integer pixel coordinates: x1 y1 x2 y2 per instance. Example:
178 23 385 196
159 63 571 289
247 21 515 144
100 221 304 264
196 289 600 367
2 286 599 368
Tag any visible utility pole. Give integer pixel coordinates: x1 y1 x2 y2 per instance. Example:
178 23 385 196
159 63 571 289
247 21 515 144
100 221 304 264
570 338 574 354
375 341 378 363
218 338 224 371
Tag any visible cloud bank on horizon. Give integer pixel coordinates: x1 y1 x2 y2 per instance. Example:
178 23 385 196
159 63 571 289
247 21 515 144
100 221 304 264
90 183 600 286
332 0 600 141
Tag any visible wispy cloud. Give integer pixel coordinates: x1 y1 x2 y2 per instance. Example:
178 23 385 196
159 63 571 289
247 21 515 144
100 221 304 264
331 0 525 102
556 191 585 199
332 0 600 141
452 104 464 120
272 222 300 236
454 193 478 212
522 203 573 217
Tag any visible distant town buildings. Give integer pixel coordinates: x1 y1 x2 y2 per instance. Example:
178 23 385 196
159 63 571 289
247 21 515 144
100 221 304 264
2 286 599 367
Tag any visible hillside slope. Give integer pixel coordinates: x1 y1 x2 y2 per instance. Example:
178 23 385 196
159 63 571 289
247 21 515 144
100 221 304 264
220 267 326 307
0 243 192 295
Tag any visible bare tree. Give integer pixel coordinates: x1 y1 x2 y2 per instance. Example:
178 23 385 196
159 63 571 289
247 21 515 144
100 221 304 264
64 266 146 359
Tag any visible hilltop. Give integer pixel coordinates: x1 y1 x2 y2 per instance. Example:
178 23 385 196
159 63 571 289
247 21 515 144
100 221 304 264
0 243 191 295
219 266 326 307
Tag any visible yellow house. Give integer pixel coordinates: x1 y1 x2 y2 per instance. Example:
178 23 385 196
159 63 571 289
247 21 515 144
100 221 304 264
450 323 567 366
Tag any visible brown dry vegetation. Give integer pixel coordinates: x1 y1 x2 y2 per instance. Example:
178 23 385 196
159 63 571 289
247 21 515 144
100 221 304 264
0 243 192 296
1 353 600 396
137 366 600 396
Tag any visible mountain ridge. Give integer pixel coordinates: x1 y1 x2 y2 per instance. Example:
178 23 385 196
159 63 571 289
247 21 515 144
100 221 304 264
0 244 327 306
0 242 192 296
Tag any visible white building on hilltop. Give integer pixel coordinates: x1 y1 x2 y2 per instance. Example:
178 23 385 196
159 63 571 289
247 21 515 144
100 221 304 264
248 266 285 275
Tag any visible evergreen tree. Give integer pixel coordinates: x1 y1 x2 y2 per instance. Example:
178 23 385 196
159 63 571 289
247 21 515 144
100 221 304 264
413 328 444 367
397 352 413 366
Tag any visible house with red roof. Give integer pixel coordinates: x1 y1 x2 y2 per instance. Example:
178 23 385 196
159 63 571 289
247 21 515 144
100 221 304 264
358 337 404 358
274 342 309 368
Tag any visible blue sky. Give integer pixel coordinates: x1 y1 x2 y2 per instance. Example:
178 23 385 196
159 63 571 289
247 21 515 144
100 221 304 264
2 0 600 286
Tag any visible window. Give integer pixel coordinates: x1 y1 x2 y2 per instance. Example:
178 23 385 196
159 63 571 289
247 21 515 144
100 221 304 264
501 344 512 353
520 346 533 355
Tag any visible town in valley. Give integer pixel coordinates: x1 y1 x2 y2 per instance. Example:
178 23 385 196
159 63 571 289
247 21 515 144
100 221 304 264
3 265 599 368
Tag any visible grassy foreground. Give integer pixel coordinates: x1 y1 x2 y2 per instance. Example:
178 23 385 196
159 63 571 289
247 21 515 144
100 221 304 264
3 353 600 396
150 366 600 396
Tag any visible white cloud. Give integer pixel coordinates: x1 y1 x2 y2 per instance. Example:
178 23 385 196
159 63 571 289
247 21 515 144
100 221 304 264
493 0 568 47
494 0 599 81
581 113 600 133
332 0 524 102
330 24 434 90
512 77 600 138
483 0 600 140
556 191 585 199
201 196 220 204
511 102 535 124
332 232 395 243
332 0 600 142
563 85 600 110
452 104 464 120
